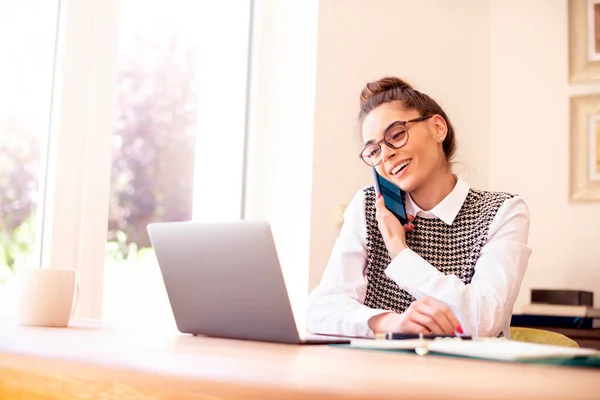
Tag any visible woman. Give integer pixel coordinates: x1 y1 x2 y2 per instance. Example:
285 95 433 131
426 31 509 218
306 77 531 338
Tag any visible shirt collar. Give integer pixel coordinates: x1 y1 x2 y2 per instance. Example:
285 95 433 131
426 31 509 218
405 177 470 225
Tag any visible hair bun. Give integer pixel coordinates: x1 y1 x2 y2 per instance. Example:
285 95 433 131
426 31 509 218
360 77 413 108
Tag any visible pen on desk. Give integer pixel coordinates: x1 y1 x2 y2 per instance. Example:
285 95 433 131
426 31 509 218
377 332 472 340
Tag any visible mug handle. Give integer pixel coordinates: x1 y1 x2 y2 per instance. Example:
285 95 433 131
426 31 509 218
71 281 80 316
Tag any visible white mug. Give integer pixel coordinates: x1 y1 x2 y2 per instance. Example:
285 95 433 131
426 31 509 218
18 268 78 327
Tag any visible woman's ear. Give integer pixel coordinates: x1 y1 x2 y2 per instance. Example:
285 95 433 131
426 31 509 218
431 114 448 142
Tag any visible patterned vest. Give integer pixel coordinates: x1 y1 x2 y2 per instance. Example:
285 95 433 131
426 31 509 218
362 186 514 320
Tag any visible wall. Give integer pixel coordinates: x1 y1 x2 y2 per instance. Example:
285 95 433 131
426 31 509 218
490 0 600 309
309 0 492 290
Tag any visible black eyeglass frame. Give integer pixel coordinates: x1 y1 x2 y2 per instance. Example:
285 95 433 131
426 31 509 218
359 115 434 166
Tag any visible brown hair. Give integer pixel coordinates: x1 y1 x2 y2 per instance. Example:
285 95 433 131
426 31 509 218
358 76 456 163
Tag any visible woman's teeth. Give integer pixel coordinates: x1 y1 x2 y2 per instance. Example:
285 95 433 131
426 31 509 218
392 160 411 175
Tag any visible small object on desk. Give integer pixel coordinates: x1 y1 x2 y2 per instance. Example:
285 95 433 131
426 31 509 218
521 303 600 318
511 314 600 329
415 333 429 356
531 289 594 307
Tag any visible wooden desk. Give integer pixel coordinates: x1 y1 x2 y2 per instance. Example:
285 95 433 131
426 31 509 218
0 319 599 400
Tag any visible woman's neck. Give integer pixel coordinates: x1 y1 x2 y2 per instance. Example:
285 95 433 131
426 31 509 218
409 169 457 211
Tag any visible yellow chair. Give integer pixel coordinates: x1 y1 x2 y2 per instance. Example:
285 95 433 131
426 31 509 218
510 327 579 348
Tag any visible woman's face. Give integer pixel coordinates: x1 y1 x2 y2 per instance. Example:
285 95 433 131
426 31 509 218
361 103 447 192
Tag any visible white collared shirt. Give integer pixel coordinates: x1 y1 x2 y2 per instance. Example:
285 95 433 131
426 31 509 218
306 178 532 339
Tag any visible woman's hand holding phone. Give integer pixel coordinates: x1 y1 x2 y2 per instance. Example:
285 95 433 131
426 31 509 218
375 193 414 259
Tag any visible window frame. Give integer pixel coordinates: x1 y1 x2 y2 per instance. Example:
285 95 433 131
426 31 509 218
41 0 120 318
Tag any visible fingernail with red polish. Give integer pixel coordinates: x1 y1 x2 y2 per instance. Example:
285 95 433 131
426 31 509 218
377 193 382 199
455 325 464 335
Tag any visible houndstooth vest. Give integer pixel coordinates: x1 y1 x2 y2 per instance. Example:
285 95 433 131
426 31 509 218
362 186 514 333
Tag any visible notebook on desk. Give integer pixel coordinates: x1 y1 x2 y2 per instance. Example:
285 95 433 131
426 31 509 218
348 337 600 362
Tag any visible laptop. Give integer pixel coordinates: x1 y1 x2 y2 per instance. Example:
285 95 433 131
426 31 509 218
147 220 351 344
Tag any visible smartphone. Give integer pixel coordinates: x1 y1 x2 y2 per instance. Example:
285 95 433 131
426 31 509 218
372 166 408 225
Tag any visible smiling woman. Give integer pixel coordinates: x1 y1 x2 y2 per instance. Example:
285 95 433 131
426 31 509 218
306 76 532 340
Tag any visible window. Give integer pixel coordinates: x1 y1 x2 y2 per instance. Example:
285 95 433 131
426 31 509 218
102 0 251 322
1 0 317 324
0 0 59 317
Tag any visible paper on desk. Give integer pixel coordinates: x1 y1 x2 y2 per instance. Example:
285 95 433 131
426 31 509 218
350 338 600 361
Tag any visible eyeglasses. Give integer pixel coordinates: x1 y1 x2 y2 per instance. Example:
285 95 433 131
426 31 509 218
359 115 433 166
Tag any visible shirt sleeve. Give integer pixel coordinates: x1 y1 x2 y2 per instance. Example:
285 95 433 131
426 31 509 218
384 196 532 337
306 189 390 338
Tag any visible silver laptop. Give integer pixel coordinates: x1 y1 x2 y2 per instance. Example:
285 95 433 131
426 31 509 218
147 220 350 344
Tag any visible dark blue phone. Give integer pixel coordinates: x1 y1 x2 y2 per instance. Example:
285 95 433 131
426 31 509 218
372 166 408 225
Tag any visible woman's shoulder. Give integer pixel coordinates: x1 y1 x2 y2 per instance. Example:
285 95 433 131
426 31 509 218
468 187 521 201
343 186 371 211
467 188 530 216
348 185 373 205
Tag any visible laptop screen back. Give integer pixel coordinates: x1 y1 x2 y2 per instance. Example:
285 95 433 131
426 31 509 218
147 221 301 343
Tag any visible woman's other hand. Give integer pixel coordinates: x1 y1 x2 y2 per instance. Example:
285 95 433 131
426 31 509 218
368 297 463 335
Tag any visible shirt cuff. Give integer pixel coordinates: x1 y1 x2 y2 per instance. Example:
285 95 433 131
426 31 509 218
352 307 392 338
384 248 439 295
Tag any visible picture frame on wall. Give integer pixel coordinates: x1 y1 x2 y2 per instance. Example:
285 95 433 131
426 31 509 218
570 94 600 201
569 0 600 82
